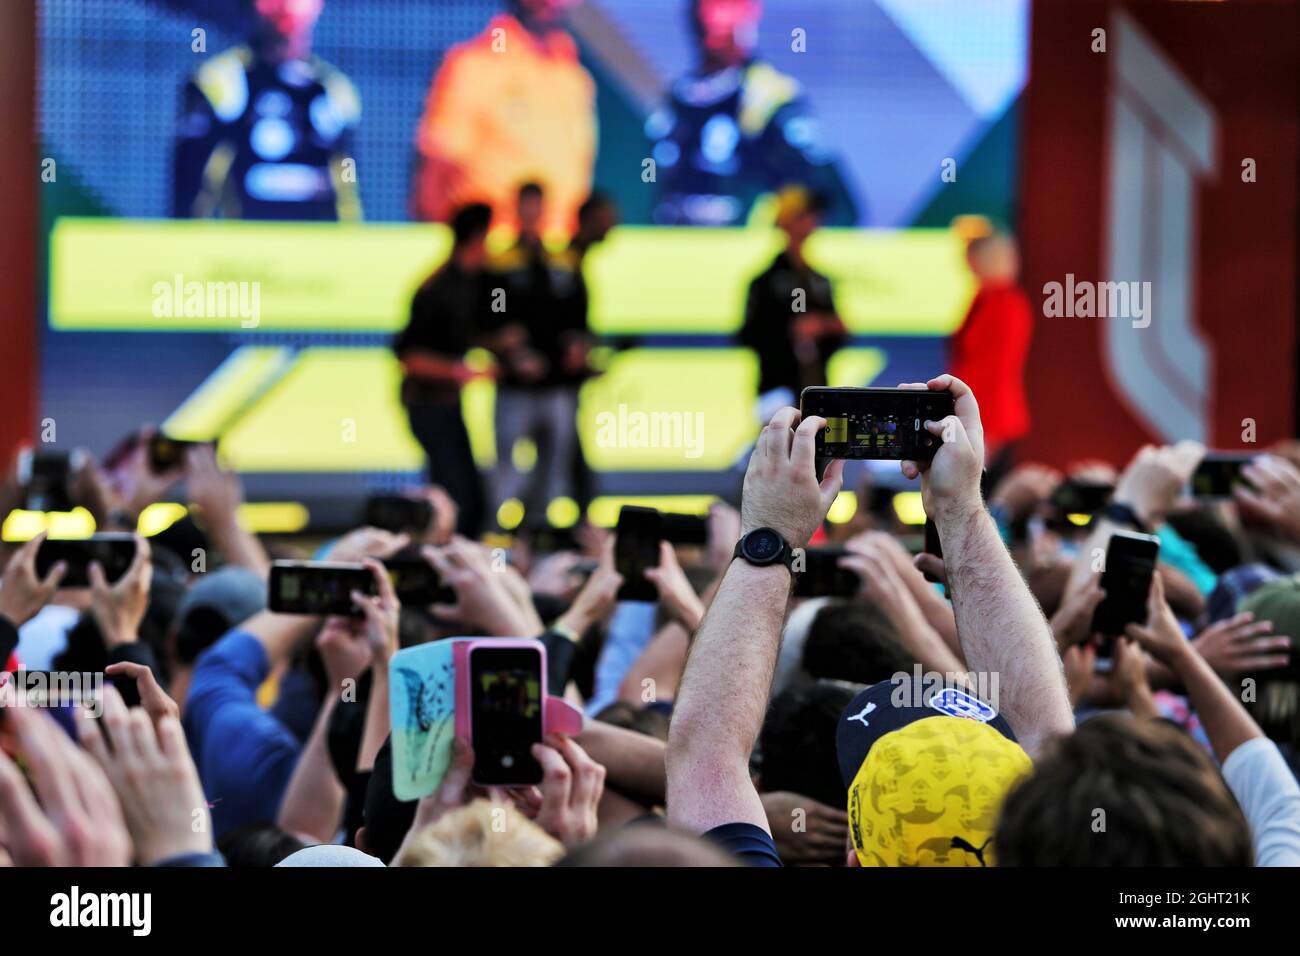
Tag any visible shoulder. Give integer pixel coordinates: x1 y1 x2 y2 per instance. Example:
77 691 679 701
190 46 253 122
740 61 801 135
703 822 783 867
311 56 362 124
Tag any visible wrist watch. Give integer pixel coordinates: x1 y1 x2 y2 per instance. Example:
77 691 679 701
1103 500 1151 534
733 528 798 573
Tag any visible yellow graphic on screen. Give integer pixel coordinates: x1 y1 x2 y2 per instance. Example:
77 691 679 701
51 220 972 335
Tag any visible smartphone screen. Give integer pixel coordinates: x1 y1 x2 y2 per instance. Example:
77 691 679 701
522 524 580 554
1190 455 1252 499
382 555 454 605
800 387 955 462
659 512 708 546
19 450 80 512
148 434 213 474
793 548 859 598
615 506 661 601
364 495 434 535
35 534 136 588
268 561 376 617
470 646 544 786
1050 479 1113 516
1090 532 1161 647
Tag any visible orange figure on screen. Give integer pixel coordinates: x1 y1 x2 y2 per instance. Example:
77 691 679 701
410 0 596 234
949 231 1034 473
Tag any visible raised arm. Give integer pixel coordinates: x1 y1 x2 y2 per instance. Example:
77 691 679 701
904 375 1073 758
667 409 842 833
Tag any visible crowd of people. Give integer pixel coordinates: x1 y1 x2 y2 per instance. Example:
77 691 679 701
1 371 1299 868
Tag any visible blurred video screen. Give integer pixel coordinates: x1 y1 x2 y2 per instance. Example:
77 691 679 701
38 0 1027 508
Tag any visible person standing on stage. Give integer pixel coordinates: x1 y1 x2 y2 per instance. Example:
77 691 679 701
394 203 493 536
950 232 1034 475
739 186 847 413
483 184 592 527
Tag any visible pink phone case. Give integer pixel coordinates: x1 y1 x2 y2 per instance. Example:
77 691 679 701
452 639 583 780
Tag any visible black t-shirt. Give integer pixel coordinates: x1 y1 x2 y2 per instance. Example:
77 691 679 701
739 251 844 396
704 822 783 867
394 262 481 404
483 242 588 390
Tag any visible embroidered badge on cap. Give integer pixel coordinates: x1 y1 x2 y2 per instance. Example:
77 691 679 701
928 687 996 722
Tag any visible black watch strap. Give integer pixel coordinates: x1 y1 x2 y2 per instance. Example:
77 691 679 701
1104 501 1151 533
733 528 798 572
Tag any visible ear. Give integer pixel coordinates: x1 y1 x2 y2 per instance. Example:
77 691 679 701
354 827 369 854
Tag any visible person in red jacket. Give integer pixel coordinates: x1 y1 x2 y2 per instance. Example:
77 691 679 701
949 233 1034 476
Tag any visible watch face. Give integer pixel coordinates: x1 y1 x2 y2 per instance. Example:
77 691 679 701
743 528 783 564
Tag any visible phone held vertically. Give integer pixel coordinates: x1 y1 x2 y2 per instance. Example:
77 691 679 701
1090 530 1161 655
464 642 545 787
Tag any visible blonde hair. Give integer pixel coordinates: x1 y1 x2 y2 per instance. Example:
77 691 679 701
394 799 564 868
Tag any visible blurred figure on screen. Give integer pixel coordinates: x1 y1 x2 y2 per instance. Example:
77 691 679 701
646 0 858 227
739 187 846 412
393 204 494 536
172 0 362 220
483 185 609 527
950 230 1034 474
411 0 596 234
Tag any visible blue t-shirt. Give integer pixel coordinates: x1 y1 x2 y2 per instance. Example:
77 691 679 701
183 631 302 837
704 822 783 867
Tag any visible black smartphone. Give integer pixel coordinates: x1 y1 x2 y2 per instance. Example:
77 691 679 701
1190 454 1253 499
363 495 434 536
521 524 580 555
1050 478 1113 516
792 548 860 598
35 534 137 588
17 449 84 512
268 560 376 617
615 505 661 601
659 512 708 546
148 434 212 474
800 387 956 465
382 554 454 605
469 644 544 786
1090 531 1161 650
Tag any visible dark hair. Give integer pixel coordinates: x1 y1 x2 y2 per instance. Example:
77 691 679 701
450 203 492 246
1165 508 1243 575
757 681 858 807
517 181 544 202
216 823 307 867
577 190 614 227
802 601 912 686
176 606 232 665
362 736 416 864
557 820 739 867
594 701 671 741
994 713 1253 866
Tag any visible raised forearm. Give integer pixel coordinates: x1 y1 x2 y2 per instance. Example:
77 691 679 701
576 718 667 805
358 670 390 773
206 512 270 579
276 696 345 843
667 561 789 832
1166 643 1261 763
940 507 1073 757
242 611 322 672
